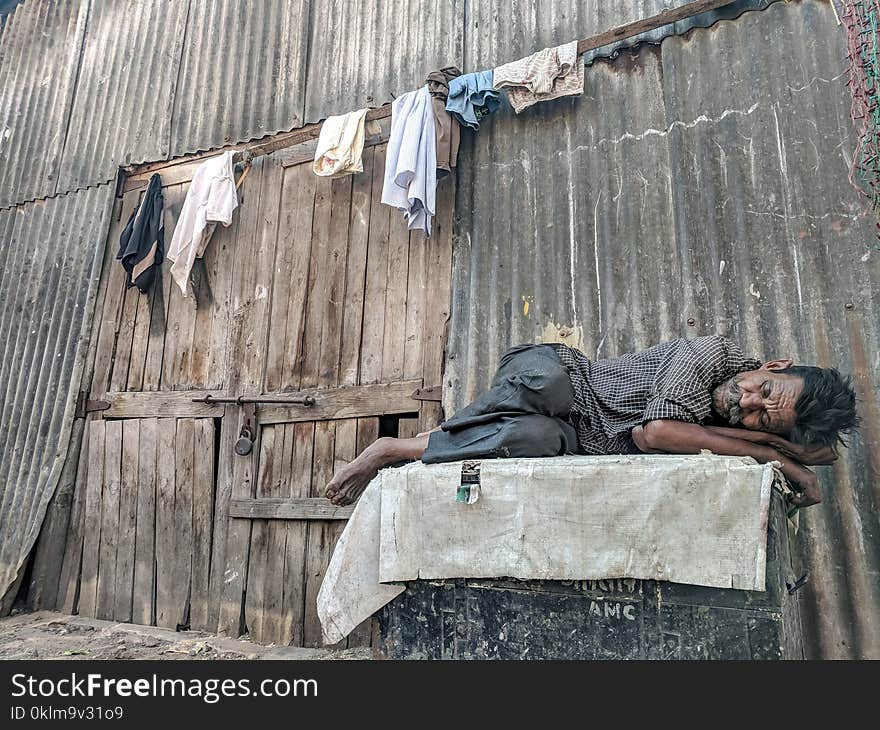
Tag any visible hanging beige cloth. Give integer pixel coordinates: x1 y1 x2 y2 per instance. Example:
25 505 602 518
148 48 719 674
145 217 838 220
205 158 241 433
313 108 377 177
493 39 584 113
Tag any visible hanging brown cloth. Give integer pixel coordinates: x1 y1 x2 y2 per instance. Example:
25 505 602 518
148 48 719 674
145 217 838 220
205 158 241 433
425 66 462 179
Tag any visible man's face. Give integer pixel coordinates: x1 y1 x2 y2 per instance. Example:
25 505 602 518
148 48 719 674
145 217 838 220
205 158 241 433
711 362 804 435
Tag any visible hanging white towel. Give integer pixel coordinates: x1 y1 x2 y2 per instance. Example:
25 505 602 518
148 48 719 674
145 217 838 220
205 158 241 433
381 85 437 236
313 108 370 177
167 151 238 297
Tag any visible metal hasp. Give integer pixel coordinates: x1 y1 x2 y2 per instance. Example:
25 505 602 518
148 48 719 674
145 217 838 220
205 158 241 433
191 393 316 406
74 392 110 419
410 386 443 402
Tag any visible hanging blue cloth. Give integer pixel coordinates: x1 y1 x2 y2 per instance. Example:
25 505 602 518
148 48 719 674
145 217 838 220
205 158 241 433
445 70 501 129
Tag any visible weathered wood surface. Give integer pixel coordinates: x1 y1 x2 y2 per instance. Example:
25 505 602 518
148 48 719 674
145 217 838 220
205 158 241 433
230 498 354 520
66 136 453 650
258 380 422 424
102 391 225 418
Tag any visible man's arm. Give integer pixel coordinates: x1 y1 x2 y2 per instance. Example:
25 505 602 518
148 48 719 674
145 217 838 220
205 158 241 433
632 420 822 507
701 425 839 465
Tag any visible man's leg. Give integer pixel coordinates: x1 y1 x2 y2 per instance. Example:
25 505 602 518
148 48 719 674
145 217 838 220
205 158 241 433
325 344 575 506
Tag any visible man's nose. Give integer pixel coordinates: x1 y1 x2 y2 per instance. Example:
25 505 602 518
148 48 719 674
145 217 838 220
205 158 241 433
739 391 762 410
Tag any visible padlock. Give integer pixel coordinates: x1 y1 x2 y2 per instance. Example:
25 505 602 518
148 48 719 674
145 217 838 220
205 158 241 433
234 425 253 456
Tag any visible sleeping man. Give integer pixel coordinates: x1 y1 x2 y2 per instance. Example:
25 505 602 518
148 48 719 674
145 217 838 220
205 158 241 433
325 336 859 509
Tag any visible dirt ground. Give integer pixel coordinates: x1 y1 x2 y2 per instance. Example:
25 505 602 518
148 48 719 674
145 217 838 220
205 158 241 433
0 611 371 660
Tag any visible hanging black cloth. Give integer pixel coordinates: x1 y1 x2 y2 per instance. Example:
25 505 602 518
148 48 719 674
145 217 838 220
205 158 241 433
117 173 164 293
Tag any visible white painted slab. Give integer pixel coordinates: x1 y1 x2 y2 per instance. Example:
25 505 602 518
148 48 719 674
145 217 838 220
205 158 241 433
379 455 772 591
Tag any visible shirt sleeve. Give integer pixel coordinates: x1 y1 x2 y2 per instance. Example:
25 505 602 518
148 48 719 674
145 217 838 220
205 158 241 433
206 153 238 226
641 336 760 424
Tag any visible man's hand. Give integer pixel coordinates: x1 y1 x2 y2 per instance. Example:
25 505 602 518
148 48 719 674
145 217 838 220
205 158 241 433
764 436 838 466
787 469 822 508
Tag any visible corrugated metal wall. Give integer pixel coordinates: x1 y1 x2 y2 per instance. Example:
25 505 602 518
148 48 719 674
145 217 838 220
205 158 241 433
0 183 115 609
0 0 88 208
447 0 880 658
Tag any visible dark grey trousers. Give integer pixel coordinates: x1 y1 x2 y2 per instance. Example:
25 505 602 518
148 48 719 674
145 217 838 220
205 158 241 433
422 344 579 464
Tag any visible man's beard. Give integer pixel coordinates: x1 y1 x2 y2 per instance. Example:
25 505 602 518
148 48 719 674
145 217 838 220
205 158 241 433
718 378 743 425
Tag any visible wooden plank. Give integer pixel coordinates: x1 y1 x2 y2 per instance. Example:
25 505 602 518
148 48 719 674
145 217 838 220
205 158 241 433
132 417 157 626
398 417 421 439
109 277 141 392
244 426 276 643
299 177 332 390
161 274 199 391
281 421 314 647
95 420 122 620
318 176 353 386
56 421 90 613
102 391 225 418
346 418 380 647
576 0 733 54
261 423 291 643
381 210 410 383
359 144 391 384
91 191 140 397
172 418 195 628
303 420 337 647
265 163 316 392
126 285 153 390
190 418 214 631
154 418 177 628
78 420 105 617
404 227 428 381
339 145 373 387
258 379 421 424
113 419 139 622
229 498 354 520
419 175 455 431
143 184 185 392
203 204 237 391
216 157 269 636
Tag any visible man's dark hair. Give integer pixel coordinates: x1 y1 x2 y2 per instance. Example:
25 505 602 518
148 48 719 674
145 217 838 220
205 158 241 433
780 366 859 446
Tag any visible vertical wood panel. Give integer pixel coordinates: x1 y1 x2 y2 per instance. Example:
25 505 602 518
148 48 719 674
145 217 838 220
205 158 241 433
303 420 337 646
266 163 316 392
172 418 195 627
132 417 157 626
78 420 105 617
419 178 455 431
95 420 122 619
113 419 139 621
126 290 153 391
359 144 391 385
155 418 177 628
299 177 332 389
281 421 314 647
339 146 374 387
244 427 275 642
381 223 410 383
190 418 214 631
261 423 291 643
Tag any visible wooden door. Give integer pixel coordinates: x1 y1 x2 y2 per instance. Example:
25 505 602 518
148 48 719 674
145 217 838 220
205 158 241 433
59 122 454 647
218 142 454 647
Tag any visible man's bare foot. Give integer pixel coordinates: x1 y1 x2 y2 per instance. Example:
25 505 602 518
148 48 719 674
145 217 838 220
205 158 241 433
325 434 430 506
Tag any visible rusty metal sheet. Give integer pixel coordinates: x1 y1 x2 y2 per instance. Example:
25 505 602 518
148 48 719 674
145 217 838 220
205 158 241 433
169 0 310 157
0 0 88 208
55 0 190 193
0 183 115 607
304 0 464 123
447 0 880 658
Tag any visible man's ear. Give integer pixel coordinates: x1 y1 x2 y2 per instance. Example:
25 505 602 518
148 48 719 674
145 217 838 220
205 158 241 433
761 358 794 371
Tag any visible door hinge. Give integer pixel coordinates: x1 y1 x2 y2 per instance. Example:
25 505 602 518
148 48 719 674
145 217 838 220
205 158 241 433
75 391 110 418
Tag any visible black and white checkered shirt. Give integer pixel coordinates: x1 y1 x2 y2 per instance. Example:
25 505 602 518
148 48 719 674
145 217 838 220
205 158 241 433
549 336 762 455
